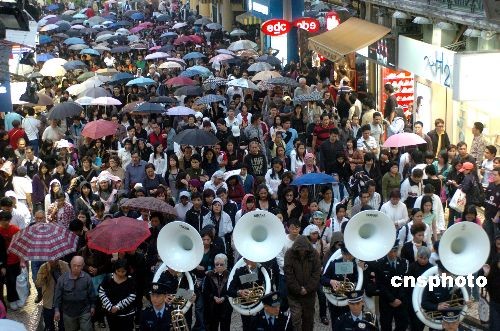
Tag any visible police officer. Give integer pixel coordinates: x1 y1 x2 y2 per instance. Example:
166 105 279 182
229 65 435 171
421 260 465 330
228 258 266 331
321 243 361 330
441 307 466 331
139 282 174 330
250 291 292 331
376 240 409 331
335 290 378 331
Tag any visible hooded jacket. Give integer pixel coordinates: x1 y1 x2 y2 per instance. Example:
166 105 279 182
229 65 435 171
284 235 321 298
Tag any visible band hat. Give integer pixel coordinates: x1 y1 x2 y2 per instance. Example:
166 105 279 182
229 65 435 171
354 320 378 331
150 282 168 295
261 291 280 307
441 307 462 323
346 290 364 304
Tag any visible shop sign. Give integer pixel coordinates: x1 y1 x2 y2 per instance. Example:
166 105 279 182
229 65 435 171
261 19 291 36
293 18 320 33
248 0 270 16
453 52 500 101
325 11 341 30
398 36 455 88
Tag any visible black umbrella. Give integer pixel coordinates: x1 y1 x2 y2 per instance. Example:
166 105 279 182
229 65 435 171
173 129 219 146
174 86 203 96
133 102 165 114
158 45 174 52
256 54 282 67
65 29 82 37
150 96 178 104
48 102 84 120
109 72 134 85
156 14 171 22
110 46 131 54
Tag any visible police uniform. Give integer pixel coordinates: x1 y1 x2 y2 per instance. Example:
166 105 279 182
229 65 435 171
335 291 379 331
139 282 174 331
375 240 409 331
320 244 359 329
250 292 292 331
158 268 195 327
441 308 467 331
228 261 266 331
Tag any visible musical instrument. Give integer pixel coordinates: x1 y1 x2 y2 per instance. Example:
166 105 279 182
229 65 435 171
423 294 465 320
323 211 396 306
412 222 490 330
322 275 355 297
153 221 204 328
228 210 286 316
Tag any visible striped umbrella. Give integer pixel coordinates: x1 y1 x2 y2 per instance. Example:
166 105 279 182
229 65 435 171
195 94 226 105
203 76 228 90
294 91 323 102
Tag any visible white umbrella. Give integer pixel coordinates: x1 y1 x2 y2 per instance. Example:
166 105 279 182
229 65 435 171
230 29 247 37
40 65 67 77
158 61 183 69
251 70 282 82
115 28 130 35
91 97 122 106
172 22 188 29
75 96 95 105
66 83 88 96
227 78 259 90
84 75 111 86
9 63 33 75
247 62 273 72
145 52 170 60
39 24 59 32
43 58 68 67
228 40 258 51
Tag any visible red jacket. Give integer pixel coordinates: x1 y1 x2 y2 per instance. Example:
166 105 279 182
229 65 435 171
0 224 20 265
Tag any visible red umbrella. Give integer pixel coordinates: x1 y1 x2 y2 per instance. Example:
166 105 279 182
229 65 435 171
122 197 177 216
82 119 118 139
166 76 196 87
188 35 204 44
173 35 193 45
8 223 79 261
86 217 151 254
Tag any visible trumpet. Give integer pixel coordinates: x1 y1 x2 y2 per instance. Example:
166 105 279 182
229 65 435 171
323 277 356 297
423 295 465 320
231 282 265 306
170 286 189 330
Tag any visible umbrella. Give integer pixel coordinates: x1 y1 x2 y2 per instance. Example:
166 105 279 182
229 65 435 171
166 106 195 116
267 76 299 87
43 57 68 67
203 76 228 89
256 54 282 66
76 71 96 82
39 35 53 44
91 96 122 106
72 13 87 19
96 68 118 76
63 60 87 70
251 70 282 82
227 78 259 90
48 102 84 120
247 62 273 72
228 40 258 51
174 86 203 96
40 65 67 77
80 48 101 56
8 223 79 261
75 96 95 106
82 119 119 139
79 87 110 98
290 173 337 186
209 54 234 63
36 53 55 62
173 129 219 146
0 320 27 331
68 44 88 51
158 61 183 69
216 49 235 56
122 197 177 216
183 52 206 60
126 77 156 87
156 14 171 22
180 70 201 78
134 102 165 114
230 29 247 37
144 52 169 60
130 12 145 20
382 132 427 148
206 23 222 30
39 23 59 32
86 217 150 254
95 33 114 42
172 22 188 29
195 94 225 105
194 17 212 26
166 76 196 87
110 46 131 54
63 37 85 45
109 72 134 84
294 91 323 102
160 31 178 39
150 96 178 104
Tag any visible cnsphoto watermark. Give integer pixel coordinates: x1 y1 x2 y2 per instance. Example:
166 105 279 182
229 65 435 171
391 274 487 291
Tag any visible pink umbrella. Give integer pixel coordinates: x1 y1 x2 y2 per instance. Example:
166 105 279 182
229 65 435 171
90 96 122 106
209 54 234 63
82 119 119 139
139 22 154 28
382 132 427 148
166 76 196 87
130 25 146 34
149 45 161 51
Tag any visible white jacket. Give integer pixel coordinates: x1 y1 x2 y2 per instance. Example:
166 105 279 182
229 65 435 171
380 200 409 228
276 235 296 275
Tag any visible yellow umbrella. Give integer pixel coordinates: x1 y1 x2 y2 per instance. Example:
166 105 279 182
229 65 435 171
40 65 66 77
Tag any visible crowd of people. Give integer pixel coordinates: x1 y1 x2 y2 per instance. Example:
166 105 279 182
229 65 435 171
0 1 499 331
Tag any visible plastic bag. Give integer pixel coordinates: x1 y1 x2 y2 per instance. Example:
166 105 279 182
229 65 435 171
449 189 466 213
16 267 29 306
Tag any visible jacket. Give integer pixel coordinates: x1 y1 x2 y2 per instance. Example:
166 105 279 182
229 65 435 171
284 235 321 298
35 260 70 309
427 129 450 156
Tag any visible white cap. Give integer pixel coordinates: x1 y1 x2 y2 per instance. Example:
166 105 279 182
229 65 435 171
5 191 18 199
303 224 320 236
231 125 240 137
194 111 203 118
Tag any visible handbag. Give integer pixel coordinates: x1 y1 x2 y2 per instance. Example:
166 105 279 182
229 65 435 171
449 189 466 213
478 287 489 323
16 267 30 306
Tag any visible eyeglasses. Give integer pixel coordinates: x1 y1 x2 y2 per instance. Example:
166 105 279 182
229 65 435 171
215 263 225 266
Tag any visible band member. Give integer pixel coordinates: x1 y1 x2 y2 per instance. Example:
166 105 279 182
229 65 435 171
335 290 378 331
441 308 466 331
321 243 360 329
139 282 174 330
376 240 409 331
421 260 464 328
250 291 292 331
228 258 266 331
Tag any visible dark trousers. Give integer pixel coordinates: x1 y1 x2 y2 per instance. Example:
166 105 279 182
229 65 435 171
241 315 253 331
379 300 409 331
491 301 500 331
407 299 424 331
317 286 327 319
328 303 349 330
43 307 65 331
288 295 315 331
107 314 135 331
1 263 21 303
205 302 232 331
192 279 205 331
278 274 289 311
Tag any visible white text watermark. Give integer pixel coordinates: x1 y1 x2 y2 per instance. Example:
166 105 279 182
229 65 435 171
391 274 487 291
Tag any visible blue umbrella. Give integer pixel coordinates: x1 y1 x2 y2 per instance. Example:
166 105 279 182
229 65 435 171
47 4 60 11
179 70 199 78
63 60 87 70
183 52 206 60
134 102 165 114
80 48 100 56
126 77 156 87
290 173 337 186
36 53 54 62
72 13 87 19
63 37 85 45
189 65 212 76
109 72 134 84
130 12 145 20
39 35 52 45
160 32 178 38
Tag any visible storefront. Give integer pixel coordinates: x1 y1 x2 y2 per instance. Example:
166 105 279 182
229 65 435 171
397 36 455 134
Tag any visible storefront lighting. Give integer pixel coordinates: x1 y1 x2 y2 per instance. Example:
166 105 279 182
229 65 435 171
392 11 409 19
480 30 496 40
412 16 432 25
463 28 481 38
435 21 457 31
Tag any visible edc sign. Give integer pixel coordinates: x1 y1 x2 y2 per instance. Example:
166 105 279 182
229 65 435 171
261 17 320 36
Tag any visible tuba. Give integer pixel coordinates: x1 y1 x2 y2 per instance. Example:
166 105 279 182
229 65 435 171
412 222 490 330
154 222 204 330
323 211 396 306
228 210 286 316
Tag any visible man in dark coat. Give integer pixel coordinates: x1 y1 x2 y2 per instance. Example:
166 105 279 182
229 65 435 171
335 290 378 331
139 282 174 330
284 235 321 331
